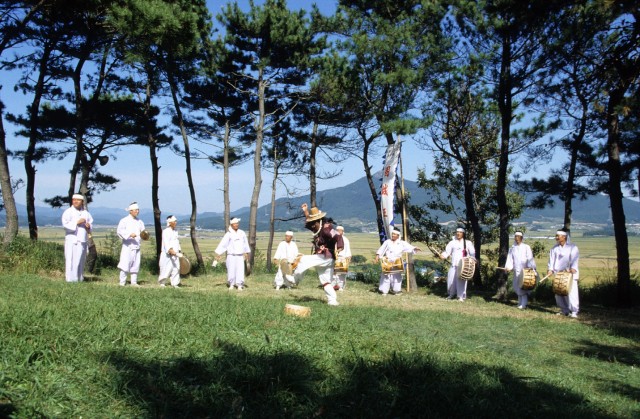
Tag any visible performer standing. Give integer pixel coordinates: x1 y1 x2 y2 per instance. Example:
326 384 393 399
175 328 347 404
333 225 352 291
158 215 182 288
61 193 93 282
286 203 343 306
505 231 537 309
440 227 476 301
547 229 580 318
375 228 420 295
273 231 299 290
117 202 145 287
215 217 251 290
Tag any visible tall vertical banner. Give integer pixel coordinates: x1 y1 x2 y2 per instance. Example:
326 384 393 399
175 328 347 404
380 140 402 240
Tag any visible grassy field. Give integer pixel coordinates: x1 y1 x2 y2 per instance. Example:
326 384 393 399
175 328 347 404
0 270 638 418
1 228 639 417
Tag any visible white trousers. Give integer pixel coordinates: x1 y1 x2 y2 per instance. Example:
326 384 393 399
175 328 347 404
333 273 347 290
226 254 245 287
556 279 580 315
378 272 402 294
65 240 87 282
158 254 180 287
274 268 287 287
447 266 468 299
118 246 141 273
293 254 338 304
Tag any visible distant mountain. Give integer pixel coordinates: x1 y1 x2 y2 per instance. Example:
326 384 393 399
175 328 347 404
3 176 639 231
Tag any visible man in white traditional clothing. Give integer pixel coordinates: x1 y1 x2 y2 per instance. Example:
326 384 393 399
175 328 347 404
215 217 251 290
375 228 419 295
273 231 299 290
158 215 182 288
285 203 343 306
61 193 93 282
440 227 476 301
547 229 580 318
505 231 537 309
332 226 352 291
117 202 145 287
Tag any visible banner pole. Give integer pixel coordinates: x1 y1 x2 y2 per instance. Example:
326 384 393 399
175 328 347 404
398 140 410 293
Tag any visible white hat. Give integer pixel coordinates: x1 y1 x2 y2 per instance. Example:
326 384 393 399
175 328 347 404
126 202 140 211
456 227 465 233
336 226 344 231
556 230 568 236
285 231 294 236
72 194 85 201
166 215 177 225
514 231 523 237
391 229 401 236
230 217 241 224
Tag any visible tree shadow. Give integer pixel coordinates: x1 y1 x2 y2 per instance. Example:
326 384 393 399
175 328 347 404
102 342 323 418
570 339 640 366
101 341 620 418
327 352 619 418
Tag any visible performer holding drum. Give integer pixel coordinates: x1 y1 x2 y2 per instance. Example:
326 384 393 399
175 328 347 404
273 231 300 290
332 226 351 291
547 229 580 318
505 231 537 309
375 228 420 295
440 227 476 301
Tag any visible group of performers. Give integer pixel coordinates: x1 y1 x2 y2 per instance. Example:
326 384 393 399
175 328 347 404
63 197 580 316
62 196 186 288
267 203 580 316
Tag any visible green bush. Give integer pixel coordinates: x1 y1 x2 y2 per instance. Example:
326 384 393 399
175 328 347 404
0 234 64 275
350 254 367 264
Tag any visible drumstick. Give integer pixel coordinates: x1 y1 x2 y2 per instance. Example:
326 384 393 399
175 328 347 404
538 273 552 284
495 266 508 271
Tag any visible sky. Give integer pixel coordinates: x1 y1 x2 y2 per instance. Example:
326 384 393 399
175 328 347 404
0 0 436 216
1 0 562 217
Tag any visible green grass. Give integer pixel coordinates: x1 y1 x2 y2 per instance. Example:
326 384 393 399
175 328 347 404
1 230 639 417
1 271 639 418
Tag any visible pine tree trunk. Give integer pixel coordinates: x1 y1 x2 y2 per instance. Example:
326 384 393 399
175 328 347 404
0 111 19 246
606 89 631 307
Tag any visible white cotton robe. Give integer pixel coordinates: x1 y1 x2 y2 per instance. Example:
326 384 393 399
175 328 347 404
273 240 299 288
547 242 580 315
61 206 93 282
158 226 181 287
117 215 145 275
375 238 417 294
441 238 476 300
215 227 251 287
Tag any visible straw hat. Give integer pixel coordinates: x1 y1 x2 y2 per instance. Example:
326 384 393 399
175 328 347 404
305 207 326 222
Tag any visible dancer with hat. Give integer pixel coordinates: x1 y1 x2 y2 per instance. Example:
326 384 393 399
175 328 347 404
547 229 580 318
158 215 182 288
61 193 93 282
440 227 476 301
273 231 300 290
286 203 343 306
215 217 251 290
117 202 145 287
505 231 537 309
375 228 420 295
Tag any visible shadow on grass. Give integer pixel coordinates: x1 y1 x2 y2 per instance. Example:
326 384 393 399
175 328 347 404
102 342 617 418
571 339 640 366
